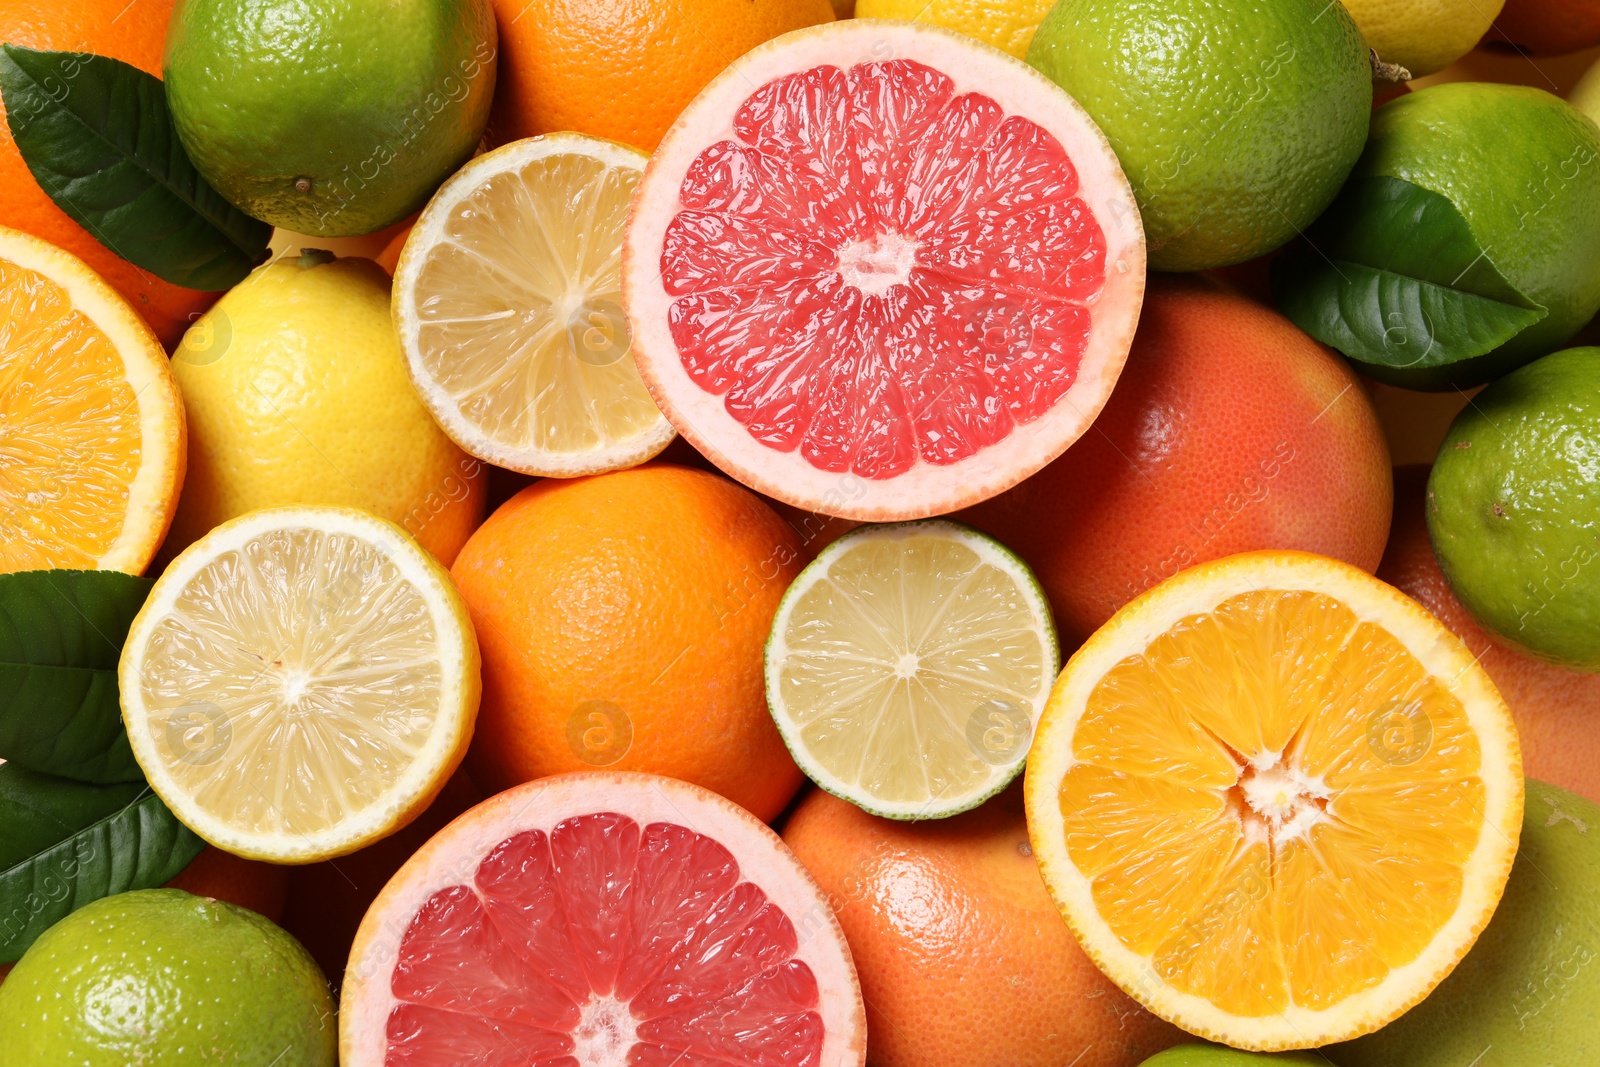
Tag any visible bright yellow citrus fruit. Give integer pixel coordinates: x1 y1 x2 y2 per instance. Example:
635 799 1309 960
0 224 184 574
1340 0 1507 78
167 251 484 566
856 0 1056 58
393 134 673 478
1025 550 1524 1051
119 506 480 863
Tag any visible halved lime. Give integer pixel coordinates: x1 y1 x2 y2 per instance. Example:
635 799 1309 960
764 520 1058 819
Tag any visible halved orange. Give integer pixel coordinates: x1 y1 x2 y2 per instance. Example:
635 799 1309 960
1024 550 1523 1051
0 225 184 573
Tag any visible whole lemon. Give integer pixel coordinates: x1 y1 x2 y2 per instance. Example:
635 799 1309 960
855 0 1055 58
0 889 335 1066
1341 0 1506 79
167 251 485 564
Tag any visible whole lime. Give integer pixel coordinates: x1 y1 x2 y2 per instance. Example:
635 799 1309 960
1330 782 1600 1065
1355 84 1600 386
1139 1046 1323 1066
1428 347 1600 671
1026 0 1371 271
164 0 497 236
0 889 335 1065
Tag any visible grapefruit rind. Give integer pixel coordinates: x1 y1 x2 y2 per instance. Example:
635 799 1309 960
393 134 675 479
1023 550 1524 1050
119 506 479 863
340 771 867 1067
765 520 1059 819
623 20 1145 521
0 224 185 573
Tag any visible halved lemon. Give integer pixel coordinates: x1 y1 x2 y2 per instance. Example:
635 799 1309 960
392 134 673 477
1024 550 1523 1050
765 521 1058 819
0 225 184 574
119 507 480 863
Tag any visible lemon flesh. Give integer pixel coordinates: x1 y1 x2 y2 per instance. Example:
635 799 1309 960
120 507 479 862
395 135 672 477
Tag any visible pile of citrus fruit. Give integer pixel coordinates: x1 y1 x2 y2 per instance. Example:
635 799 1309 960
0 0 1598 1063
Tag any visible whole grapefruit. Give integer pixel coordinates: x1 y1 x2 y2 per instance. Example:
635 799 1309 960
961 275 1392 649
782 784 1186 1067
1380 465 1600 804
489 0 834 151
0 0 217 345
450 464 807 821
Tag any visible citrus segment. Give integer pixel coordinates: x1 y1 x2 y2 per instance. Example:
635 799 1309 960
0 225 183 574
626 21 1144 520
766 521 1058 819
119 507 479 863
1025 552 1523 1050
341 772 866 1066
395 135 673 478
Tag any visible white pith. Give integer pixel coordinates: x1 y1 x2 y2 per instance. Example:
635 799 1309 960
1024 552 1525 1051
339 772 867 1067
623 20 1147 521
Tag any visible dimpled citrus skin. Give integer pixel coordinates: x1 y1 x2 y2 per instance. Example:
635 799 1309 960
782 786 1186 1067
960 276 1392 649
1331 783 1600 1066
854 0 1056 58
164 0 496 236
1428 348 1600 671
450 464 806 822
0 0 216 345
488 0 834 151
1341 0 1505 78
1381 465 1600 804
0 889 335 1066
1494 0 1600 55
1026 0 1370 271
165 254 485 565
1139 1047 1324 1066
1359 85 1600 378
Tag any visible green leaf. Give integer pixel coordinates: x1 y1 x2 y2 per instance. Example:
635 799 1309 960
0 764 203 963
1274 176 1548 386
0 570 151 784
0 45 270 291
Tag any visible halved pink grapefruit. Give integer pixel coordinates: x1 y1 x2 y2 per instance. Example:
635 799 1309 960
623 20 1145 521
340 772 866 1066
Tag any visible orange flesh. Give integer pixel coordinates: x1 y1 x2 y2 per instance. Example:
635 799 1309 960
1059 589 1484 1016
0 257 140 571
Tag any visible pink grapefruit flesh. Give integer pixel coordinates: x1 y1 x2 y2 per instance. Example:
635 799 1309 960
624 21 1146 521
340 772 865 1067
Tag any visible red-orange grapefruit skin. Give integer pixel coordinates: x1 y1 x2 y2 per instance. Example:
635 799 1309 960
782 785 1187 1067
960 274 1392 649
0 0 218 346
1491 0 1600 54
1381 465 1600 805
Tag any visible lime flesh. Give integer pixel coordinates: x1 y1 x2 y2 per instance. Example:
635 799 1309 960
0 889 335 1066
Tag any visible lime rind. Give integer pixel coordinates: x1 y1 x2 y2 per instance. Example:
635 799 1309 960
764 519 1059 820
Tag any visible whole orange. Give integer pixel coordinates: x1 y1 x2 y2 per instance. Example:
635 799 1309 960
961 275 1392 649
1492 0 1600 54
0 0 217 345
450 463 807 821
1380 464 1600 804
782 785 1186 1067
488 0 835 151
